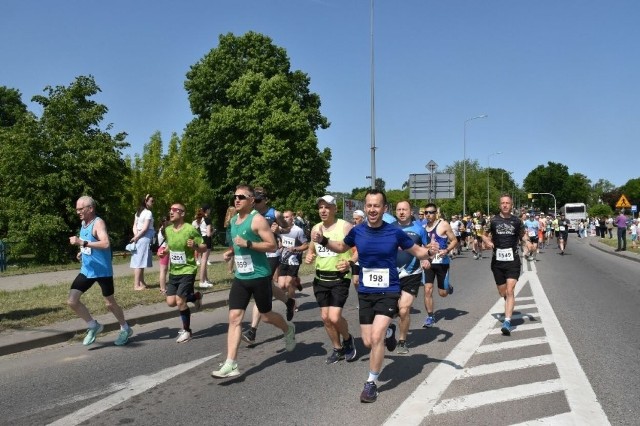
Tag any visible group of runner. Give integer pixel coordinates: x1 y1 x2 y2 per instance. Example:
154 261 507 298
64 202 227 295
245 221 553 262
68 189 563 404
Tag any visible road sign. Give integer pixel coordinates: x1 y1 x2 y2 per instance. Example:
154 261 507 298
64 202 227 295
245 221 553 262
409 173 455 200
632 205 637 212
615 194 631 209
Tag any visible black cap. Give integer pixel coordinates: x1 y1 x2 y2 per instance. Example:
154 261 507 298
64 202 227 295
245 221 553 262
201 204 210 211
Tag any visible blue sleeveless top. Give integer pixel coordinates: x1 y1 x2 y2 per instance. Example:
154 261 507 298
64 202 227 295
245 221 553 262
79 218 113 278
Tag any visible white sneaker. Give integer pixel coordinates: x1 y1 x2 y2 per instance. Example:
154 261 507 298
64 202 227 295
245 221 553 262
176 330 192 343
207 261 213 266
199 281 214 288
196 260 201 266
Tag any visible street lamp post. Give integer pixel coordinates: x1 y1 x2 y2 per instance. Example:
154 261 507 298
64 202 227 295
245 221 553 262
487 151 502 214
463 114 488 217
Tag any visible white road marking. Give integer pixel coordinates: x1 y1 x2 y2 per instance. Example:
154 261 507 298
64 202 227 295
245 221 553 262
461 355 555 377
48 354 220 426
476 336 548 353
383 277 528 426
385 264 611 425
488 322 543 334
431 379 565 415
527 263 610 424
509 412 575 425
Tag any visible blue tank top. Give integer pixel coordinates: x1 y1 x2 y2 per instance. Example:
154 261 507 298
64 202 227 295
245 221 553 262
79 218 113 278
427 220 450 265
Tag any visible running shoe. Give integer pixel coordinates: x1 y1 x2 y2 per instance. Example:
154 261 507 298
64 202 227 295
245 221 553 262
207 260 213 266
114 328 133 346
295 282 303 292
285 298 296 321
242 327 256 344
422 315 435 328
360 381 379 403
501 320 511 336
343 335 357 362
326 347 345 364
284 322 296 352
199 281 214 288
472 251 478 260
396 340 409 355
193 292 202 311
83 322 104 346
384 324 397 352
176 329 192 343
447 284 454 295
211 362 240 378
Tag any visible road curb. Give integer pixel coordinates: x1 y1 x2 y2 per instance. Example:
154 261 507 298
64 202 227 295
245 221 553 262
0 277 314 357
588 238 640 263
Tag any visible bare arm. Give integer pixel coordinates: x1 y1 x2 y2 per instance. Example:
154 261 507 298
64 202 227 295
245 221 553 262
91 219 111 250
236 214 276 252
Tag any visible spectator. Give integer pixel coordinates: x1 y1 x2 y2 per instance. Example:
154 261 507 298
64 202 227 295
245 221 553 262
130 194 155 290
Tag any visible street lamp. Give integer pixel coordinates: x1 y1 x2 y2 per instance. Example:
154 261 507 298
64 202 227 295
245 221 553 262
487 151 502 214
463 114 488 217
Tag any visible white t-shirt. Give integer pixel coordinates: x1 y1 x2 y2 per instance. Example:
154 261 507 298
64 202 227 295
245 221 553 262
135 209 155 238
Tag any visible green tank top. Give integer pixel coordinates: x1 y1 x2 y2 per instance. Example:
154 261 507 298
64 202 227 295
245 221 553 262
313 219 352 280
231 210 271 279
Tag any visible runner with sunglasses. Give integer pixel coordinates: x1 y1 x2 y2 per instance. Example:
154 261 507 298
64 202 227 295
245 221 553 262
157 203 206 343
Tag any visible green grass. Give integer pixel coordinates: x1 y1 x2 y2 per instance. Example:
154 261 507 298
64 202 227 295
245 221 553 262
593 234 640 253
0 261 315 332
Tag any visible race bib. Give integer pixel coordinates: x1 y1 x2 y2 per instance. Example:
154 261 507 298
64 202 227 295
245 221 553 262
80 246 92 255
281 236 295 248
234 255 255 273
169 251 187 265
475 224 482 230
496 248 514 262
431 252 445 264
362 267 390 288
528 230 537 237
316 244 337 258
559 226 566 231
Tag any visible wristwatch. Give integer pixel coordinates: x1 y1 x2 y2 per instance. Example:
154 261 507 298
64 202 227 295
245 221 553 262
83 240 89 248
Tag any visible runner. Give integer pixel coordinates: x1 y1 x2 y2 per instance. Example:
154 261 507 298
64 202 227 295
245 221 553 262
242 187 296 344
311 189 431 403
558 213 570 255
449 214 463 257
393 201 429 354
68 196 133 346
277 210 309 309
305 195 357 364
212 185 296 378
158 202 205 343
422 203 458 328
481 193 524 336
523 213 540 261
472 211 486 259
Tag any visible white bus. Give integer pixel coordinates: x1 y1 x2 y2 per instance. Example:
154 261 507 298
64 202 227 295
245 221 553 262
558 203 587 232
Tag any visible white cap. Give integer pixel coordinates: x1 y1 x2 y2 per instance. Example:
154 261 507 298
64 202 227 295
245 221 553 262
316 195 336 206
353 209 365 218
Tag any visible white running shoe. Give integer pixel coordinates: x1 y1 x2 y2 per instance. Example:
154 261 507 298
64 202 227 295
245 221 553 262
176 330 192 343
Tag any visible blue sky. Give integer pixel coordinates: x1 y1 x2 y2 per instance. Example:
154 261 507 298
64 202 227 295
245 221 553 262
2 1 638 193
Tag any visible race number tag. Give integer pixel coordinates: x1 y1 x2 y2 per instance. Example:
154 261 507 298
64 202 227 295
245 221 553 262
169 251 187 265
528 230 537 237
559 226 566 231
496 248 514 262
362 267 389 288
432 252 444 264
316 244 337 258
80 247 92 255
281 236 295 248
234 255 254 273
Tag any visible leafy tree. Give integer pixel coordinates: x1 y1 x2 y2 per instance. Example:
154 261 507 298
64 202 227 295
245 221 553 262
620 178 640 207
0 86 29 127
523 162 591 213
0 76 129 263
591 179 616 206
589 203 613 218
183 31 331 229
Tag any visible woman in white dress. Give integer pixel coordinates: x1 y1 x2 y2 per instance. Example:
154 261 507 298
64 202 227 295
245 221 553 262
130 194 155 290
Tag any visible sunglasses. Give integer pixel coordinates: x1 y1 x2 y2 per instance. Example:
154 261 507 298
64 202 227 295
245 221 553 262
233 194 251 200
170 207 184 213
424 210 437 214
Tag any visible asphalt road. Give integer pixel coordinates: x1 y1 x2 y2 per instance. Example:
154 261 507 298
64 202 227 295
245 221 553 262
1 237 638 425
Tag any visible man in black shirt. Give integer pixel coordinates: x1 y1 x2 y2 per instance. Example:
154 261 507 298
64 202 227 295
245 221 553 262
481 194 524 336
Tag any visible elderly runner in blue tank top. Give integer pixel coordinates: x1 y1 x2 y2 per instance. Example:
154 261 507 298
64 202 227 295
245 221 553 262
311 189 432 403
68 196 133 347
481 193 525 336
212 185 296 379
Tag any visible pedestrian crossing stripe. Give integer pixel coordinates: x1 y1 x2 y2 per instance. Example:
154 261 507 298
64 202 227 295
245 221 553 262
615 194 631 209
